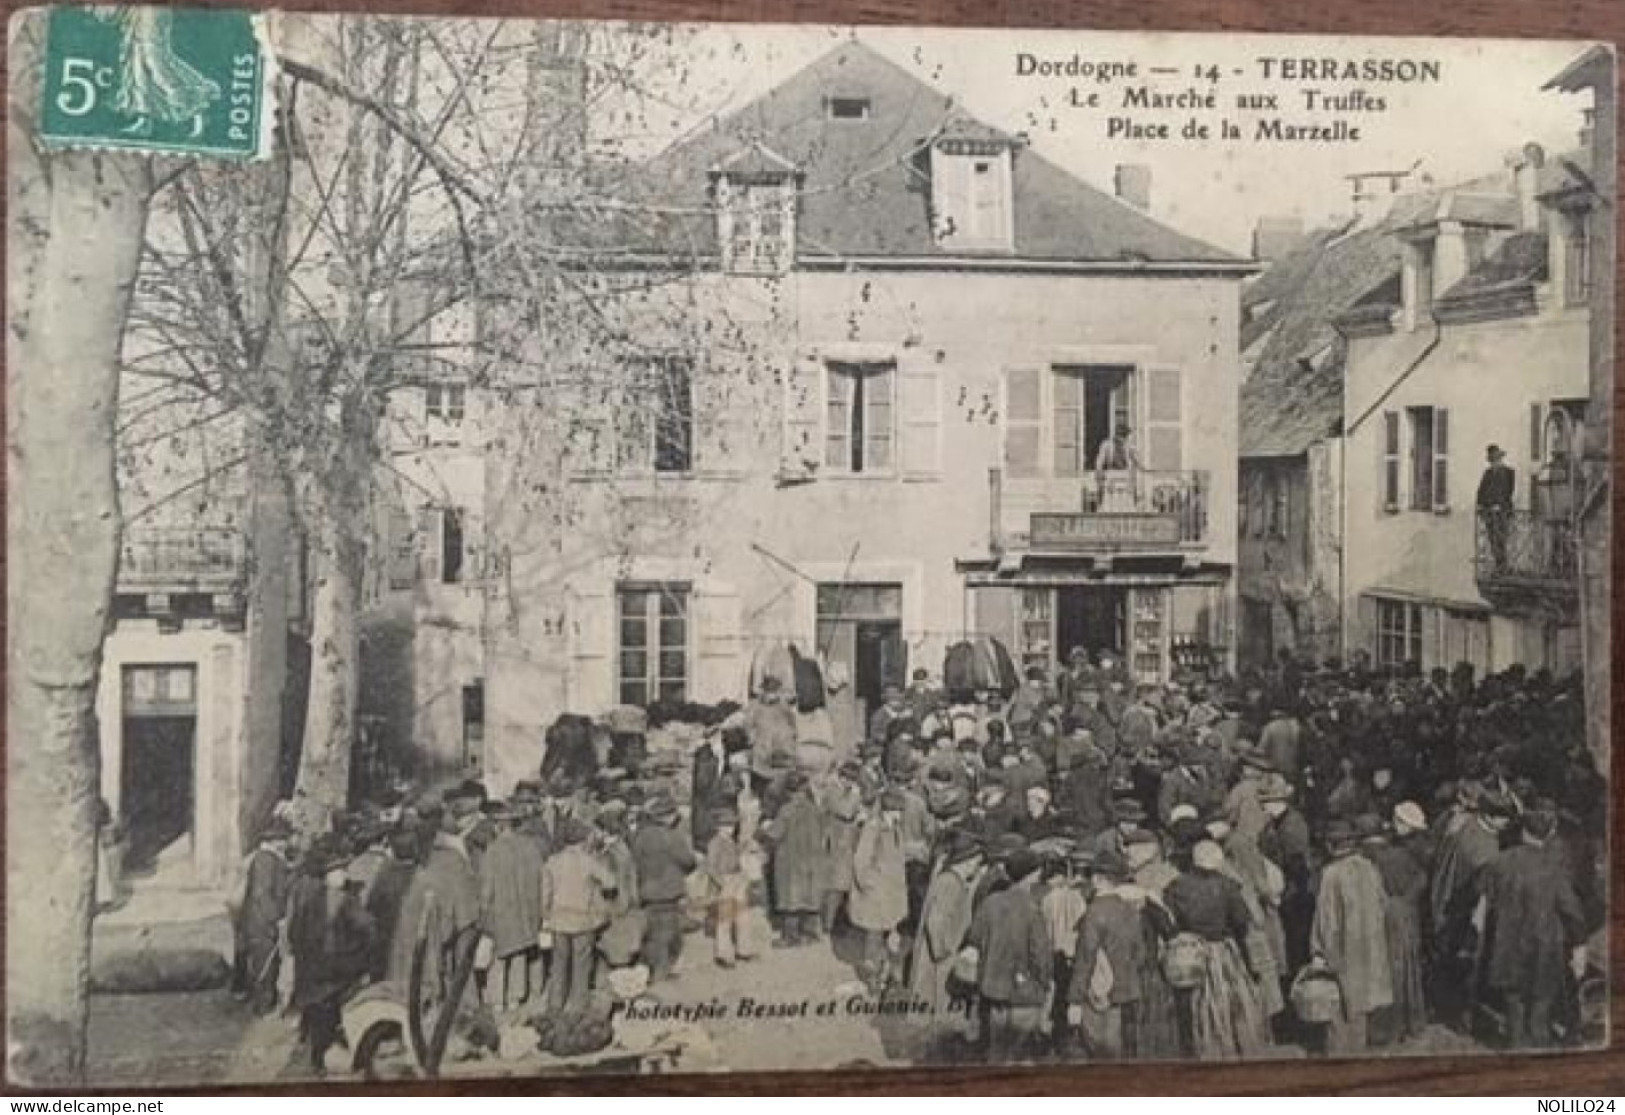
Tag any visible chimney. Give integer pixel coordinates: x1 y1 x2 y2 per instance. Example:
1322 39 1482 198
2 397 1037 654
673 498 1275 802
1114 164 1151 210
1506 142 1546 232
1252 216 1307 263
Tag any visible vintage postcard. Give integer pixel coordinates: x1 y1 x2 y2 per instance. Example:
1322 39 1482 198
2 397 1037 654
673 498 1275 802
4 7 1612 1088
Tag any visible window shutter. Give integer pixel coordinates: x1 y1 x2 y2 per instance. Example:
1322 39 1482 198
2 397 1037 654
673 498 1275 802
1529 402 1544 466
865 365 894 472
463 511 484 581
1145 366 1183 472
824 365 851 470
1381 411 1401 512
568 583 614 712
691 581 743 701
1053 370 1082 477
418 507 441 583
563 372 614 475
898 353 942 480
782 354 824 477
1432 407 1450 513
388 508 416 590
1003 365 1043 478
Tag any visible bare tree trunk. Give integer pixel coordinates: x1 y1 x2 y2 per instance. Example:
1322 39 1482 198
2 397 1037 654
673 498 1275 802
6 20 152 1082
290 397 376 824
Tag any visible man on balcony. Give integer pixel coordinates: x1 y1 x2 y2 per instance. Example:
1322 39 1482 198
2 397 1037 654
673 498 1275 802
1476 444 1515 571
1093 422 1142 513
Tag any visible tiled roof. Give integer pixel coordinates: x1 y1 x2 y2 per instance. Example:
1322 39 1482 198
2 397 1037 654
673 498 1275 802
1240 173 1519 458
615 42 1241 266
1240 222 1402 456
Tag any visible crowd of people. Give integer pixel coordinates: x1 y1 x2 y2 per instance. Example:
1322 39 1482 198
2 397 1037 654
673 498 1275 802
228 644 1607 1073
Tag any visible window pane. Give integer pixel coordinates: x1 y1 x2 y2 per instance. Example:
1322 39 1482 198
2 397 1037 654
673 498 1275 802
620 679 648 706
659 650 687 679
657 680 687 703
659 589 687 620
659 617 686 649
620 650 648 683
620 616 647 647
653 359 693 472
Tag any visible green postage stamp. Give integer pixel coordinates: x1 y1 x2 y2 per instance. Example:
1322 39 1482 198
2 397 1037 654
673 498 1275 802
38 6 272 159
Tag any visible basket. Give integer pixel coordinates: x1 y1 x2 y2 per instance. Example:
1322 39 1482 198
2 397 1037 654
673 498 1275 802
1161 932 1206 990
1290 966 1344 1025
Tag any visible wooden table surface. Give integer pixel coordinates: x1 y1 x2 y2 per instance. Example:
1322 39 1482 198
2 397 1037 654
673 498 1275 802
6 0 1623 1096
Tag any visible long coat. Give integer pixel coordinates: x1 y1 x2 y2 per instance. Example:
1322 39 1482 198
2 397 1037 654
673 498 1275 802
1479 843 1586 998
235 846 291 988
817 778 863 895
768 789 825 913
691 743 728 850
1311 851 1393 1016
287 880 373 1010
968 879 1053 1004
479 828 544 959
910 859 982 1010
387 834 481 994
1069 891 1144 1006
849 816 908 932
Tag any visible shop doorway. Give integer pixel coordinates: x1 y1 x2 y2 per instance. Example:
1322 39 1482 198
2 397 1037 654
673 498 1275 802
1055 585 1127 664
817 583 904 739
119 665 198 875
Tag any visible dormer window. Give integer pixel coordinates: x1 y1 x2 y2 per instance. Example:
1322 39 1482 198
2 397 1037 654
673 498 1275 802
930 138 1015 253
715 172 796 275
828 97 871 120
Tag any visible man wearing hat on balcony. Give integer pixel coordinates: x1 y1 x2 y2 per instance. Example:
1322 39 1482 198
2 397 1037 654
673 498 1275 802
1476 444 1515 571
1094 421 1142 513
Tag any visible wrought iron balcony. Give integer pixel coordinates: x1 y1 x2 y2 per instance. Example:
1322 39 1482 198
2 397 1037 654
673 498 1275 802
1474 509 1578 614
117 527 247 594
990 468 1209 555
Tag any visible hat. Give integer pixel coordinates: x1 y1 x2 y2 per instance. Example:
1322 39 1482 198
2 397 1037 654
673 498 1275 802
1393 801 1426 833
1258 775 1294 804
1353 812 1385 839
258 816 294 843
1068 846 1099 869
1191 840 1225 871
1169 803 1199 825
1004 848 1041 882
1112 799 1147 824
1240 751 1276 773
942 830 984 867
643 795 679 823
989 832 1028 861
1123 826 1160 848
1326 817 1358 845
1091 850 1130 880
